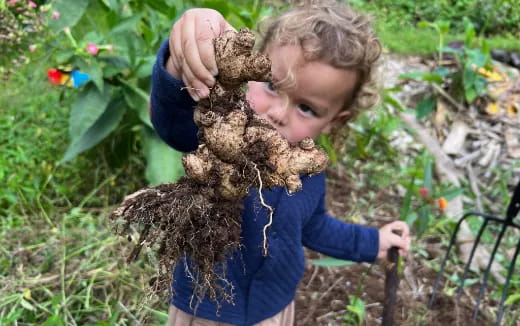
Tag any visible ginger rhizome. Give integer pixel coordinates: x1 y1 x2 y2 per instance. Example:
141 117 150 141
110 29 329 305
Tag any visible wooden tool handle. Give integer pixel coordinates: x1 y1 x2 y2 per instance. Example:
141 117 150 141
382 230 402 326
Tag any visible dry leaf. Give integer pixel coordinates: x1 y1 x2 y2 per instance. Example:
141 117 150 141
505 127 520 158
442 120 470 155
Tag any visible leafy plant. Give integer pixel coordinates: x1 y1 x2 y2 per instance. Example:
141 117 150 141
400 18 490 120
398 153 463 238
38 0 274 185
344 295 366 326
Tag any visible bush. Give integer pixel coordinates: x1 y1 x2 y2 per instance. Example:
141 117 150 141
353 0 520 35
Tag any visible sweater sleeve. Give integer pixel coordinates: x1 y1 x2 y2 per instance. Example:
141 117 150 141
150 39 199 152
302 192 379 263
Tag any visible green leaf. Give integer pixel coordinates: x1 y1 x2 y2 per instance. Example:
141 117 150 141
316 134 337 166
399 72 443 84
423 157 433 191
122 85 152 128
384 93 405 111
69 83 112 141
62 96 126 162
20 298 35 311
108 308 121 326
108 14 142 36
417 21 432 29
505 293 520 306
202 0 230 17
438 187 464 200
415 97 436 120
399 176 415 221
101 56 130 78
310 257 354 267
55 50 75 64
48 0 90 32
135 56 156 79
41 315 65 326
405 211 418 227
118 77 151 127
464 20 476 46
438 21 451 34
417 205 431 237
142 127 185 185
77 58 104 91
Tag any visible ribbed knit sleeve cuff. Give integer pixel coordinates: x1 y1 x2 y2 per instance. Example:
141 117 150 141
355 225 379 262
152 39 195 111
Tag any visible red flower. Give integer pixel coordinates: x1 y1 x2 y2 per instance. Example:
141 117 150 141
47 69 62 85
419 187 429 198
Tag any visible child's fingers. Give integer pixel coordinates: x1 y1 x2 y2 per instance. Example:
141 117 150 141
181 14 215 89
171 20 185 77
389 221 410 238
181 61 210 99
195 16 230 77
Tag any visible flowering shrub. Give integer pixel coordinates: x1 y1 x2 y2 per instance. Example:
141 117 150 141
400 155 462 237
0 0 46 75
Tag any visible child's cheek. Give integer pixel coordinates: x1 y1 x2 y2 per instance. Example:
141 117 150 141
246 81 269 115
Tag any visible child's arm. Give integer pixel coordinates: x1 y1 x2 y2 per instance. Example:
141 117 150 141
302 190 410 262
150 40 198 152
149 9 234 152
302 193 380 262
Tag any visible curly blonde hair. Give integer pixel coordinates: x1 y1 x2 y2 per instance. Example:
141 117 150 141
258 0 382 129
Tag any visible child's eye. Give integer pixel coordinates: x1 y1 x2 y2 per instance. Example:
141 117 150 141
298 104 318 117
264 81 278 94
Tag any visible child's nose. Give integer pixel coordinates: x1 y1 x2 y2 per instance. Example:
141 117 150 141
267 101 290 127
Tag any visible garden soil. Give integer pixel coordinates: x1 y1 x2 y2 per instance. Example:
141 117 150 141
294 168 495 326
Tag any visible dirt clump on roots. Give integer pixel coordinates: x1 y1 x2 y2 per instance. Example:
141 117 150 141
110 28 329 307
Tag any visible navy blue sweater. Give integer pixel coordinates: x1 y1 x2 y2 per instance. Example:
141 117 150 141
150 40 379 326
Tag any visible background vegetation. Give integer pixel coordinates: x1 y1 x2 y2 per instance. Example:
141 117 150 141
1 0 518 324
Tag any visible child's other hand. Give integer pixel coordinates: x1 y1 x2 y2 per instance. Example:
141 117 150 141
377 221 410 260
167 8 236 101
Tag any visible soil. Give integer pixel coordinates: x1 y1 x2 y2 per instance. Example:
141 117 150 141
294 168 496 326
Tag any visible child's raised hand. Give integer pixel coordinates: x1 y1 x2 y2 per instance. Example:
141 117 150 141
377 221 410 260
167 8 236 101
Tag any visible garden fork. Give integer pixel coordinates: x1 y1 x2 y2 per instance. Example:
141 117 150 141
429 179 520 325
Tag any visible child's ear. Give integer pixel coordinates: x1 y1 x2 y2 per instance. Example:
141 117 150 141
322 110 353 134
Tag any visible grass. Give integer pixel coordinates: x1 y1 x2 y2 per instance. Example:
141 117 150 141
0 62 167 325
375 21 520 56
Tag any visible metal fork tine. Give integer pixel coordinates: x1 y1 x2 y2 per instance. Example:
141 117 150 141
456 217 489 301
473 223 508 320
496 237 520 325
429 213 471 308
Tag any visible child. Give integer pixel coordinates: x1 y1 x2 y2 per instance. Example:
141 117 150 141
150 1 411 325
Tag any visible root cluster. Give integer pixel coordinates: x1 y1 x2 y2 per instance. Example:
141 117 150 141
110 29 329 305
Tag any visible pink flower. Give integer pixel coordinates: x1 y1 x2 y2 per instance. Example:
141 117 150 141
51 10 60 19
86 43 99 55
419 187 429 198
28 0 37 8
29 44 36 52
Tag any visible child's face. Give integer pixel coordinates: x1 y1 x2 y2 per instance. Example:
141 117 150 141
246 44 358 143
